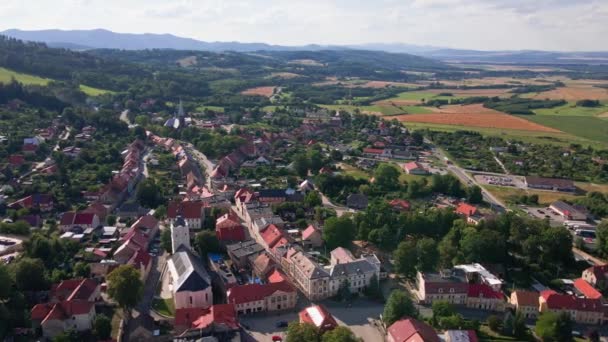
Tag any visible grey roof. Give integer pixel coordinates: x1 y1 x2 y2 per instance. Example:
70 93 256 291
170 246 211 292
329 259 377 277
226 240 264 259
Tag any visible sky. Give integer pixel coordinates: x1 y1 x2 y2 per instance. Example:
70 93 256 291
1 0 607 51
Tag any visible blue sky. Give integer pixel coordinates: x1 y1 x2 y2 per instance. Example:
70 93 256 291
1 0 607 51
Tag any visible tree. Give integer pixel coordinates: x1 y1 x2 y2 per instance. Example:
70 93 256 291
512 311 528 338
308 149 324 174
107 265 144 313
374 163 400 192
466 185 483 204
293 153 310 178
304 191 322 208
286 322 320 342
595 221 608 257
94 314 112 340
194 230 221 257
136 178 164 208
106 215 117 226
383 290 418 326
487 314 501 332
416 238 438 271
11 257 48 291
393 240 417 279
322 326 360 342
363 274 382 300
322 216 355 250
535 312 572 342
432 301 455 324
73 261 90 278
160 228 172 254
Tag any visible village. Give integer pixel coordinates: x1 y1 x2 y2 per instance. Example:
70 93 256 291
1 101 608 342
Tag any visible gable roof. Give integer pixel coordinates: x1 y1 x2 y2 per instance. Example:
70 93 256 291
51 278 98 301
31 300 94 324
330 247 355 264
174 304 238 330
227 281 294 305
170 247 211 292
388 318 440 342
540 290 603 312
168 201 204 220
467 284 503 299
512 290 539 307
302 225 320 241
456 203 478 217
299 305 338 331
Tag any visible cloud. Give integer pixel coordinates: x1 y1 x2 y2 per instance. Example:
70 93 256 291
0 0 606 51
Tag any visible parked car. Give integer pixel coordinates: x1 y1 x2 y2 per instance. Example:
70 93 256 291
272 336 283 342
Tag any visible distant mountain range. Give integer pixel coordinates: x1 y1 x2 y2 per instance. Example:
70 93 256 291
3 28 608 64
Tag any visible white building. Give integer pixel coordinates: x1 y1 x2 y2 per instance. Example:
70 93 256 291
168 246 213 309
171 216 191 254
453 263 503 291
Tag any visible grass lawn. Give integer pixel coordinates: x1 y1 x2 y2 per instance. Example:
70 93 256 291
478 324 533 341
338 163 370 180
575 182 608 194
79 84 115 96
399 171 431 184
0 67 50 86
484 185 582 205
152 297 175 317
517 114 608 145
533 102 608 116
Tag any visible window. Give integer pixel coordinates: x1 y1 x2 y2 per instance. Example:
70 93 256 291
190 297 193 304
438 288 444 293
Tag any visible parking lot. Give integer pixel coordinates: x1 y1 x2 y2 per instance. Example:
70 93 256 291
521 205 566 226
474 174 526 188
239 299 385 342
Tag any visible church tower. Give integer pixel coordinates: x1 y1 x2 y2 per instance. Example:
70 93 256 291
171 215 190 253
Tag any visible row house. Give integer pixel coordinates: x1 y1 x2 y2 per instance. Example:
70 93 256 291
226 280 297 315
582 265 608 290
215 212 246 243
282 247 331 300
539 290 604 324
510 290 540 319
415 270 469 305
174 304 239 337
8 193 54 212
466 284 506 311
59 212 100 232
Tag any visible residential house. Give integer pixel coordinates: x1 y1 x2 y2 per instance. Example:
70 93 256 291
8 194 54 212
284 248 331 300
226 240 265 269
445 330 479 342
387 318 440 342
466 284 505 312
455 203 485 225
388 199 411 212
215 212 246 242
346 193 368 210
59 212 100 232
301 225 323 248
330 247 355 265
299 305 338 333
62 146 81 158
226 281 297 314
539 290 604 324
8 154 25 167
453 263 503 291
582 265 608 290
168 246 213 309
329 258 379 296
173 304 239 336
83 202 109 222
509 290 540 319
362 148 392 159
573 278 602 300
168 200 205 229
403 161 429 175
252 252 276 279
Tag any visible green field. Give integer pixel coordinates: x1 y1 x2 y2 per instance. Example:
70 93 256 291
79 84 114 96
389 91 465 102
518 115 608 145
196 105 225 113
0 67 50 85
320 103 432 116
403 121 602 147
533 102 608 116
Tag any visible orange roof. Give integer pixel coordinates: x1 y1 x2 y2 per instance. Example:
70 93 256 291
456 203 478 217
574 278 603 299
302 225 320 240
267 269 287 283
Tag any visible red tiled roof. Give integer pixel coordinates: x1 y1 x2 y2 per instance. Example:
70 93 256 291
267 269 287 283
403 161 424 172
387 318 440 342
8 154 25 166
467 284 503 299
512 290 539 307
216 213 242 229
130 215 159 231
574 278 603 300
363 148 384 154
51 278 98 301
388 199 411 211
175 304 239 331
59 212 76 226
456 203 478 217
302 225 320 240
128 249 152 269
298 305 338 331
32 300 94 324
540 290 603 312
73 213 96 225
167 201 204 219
227 281 294 305
83 202 108 219
260 224 284 248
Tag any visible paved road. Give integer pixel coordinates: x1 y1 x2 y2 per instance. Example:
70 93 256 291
184 142 215 189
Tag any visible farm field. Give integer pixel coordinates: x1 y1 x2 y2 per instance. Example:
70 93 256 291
268 72 302 79
394 104 560 132
532 102 608 116
0 67 50 85
524 83 608 101
425 88 514 97
196 105 225 113
241 86 276 97
319 104 426 116
78 84 114 96
517 115 608 145
313 78 419 88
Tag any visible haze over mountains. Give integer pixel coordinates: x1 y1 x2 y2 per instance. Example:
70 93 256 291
3 28 608 64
